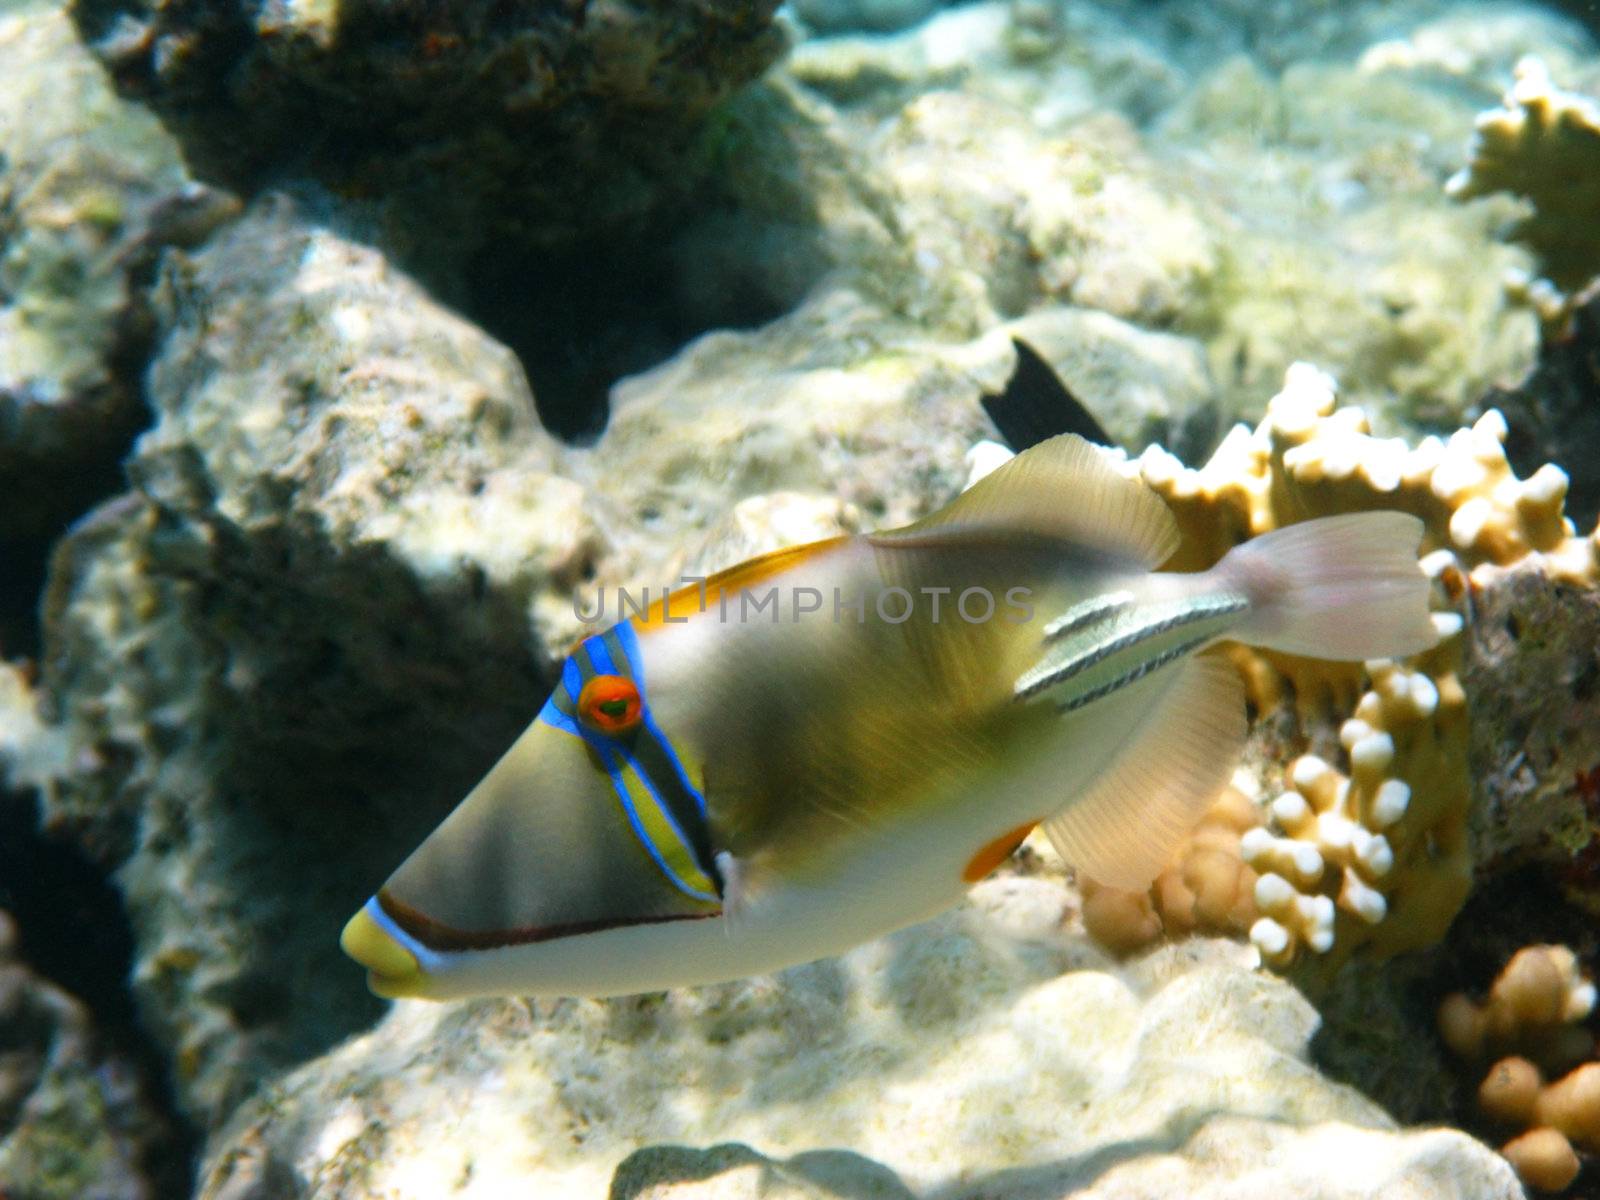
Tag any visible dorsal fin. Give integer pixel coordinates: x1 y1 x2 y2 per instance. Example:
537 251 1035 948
870 433 1179 568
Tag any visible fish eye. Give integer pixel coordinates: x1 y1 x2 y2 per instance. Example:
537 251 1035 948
577 674 642 734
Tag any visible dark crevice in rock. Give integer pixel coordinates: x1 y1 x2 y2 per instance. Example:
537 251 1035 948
1306 952 1461 1127
1479 291 1600 530
0 421 139 667
0 308 149 656
458 209 804 443
67 0 795 447
0 188 208 663
0 787 201 1198
0 537 53 663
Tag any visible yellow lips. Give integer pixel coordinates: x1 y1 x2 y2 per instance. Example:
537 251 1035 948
340 907 423 998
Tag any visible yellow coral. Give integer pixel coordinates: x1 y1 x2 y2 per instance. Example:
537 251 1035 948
1244 653 1471 968
1440 945 1600 1194
1080 783 1260 955
1079 362 1597 967
1134 362 1595 587
1446 57 1600 326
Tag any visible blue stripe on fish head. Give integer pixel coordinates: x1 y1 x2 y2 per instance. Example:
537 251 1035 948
540 627 721 901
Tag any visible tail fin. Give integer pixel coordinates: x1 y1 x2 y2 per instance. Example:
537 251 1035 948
1219 512 1438 661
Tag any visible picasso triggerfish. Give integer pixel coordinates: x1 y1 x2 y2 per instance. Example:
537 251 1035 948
342 433 1436 999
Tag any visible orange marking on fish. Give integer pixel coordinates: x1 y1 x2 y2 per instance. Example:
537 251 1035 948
963 821 1038 883
634 536 850 633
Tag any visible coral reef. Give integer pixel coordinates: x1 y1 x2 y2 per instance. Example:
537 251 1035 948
1462 557 1600 892
1158 54 1538 433
1447 57 1600 326
1075 362 1600 972
68 0 786 265
1243 653 1472 971
1358 7 1598 84
0 3 234 541
21 190 1224 1126
779 0 1544 434
2 0 1599 1193
0 909 177 1200
1439 945 1600 1192
30 198 596 1125
198 902 1518 1200
1079 783 1261 955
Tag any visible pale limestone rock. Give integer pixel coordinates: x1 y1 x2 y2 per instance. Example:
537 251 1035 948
0 2 235 536
1357 7 1595 87
692 70 1217 342
0 661 65 790
1158 53 1539 433
33 198 598 1125
786 0 1547 437
1003 306 1219 460
612 1125 1517 1200
580 298 1219 603
680 493 863 581
199 891 1517 1200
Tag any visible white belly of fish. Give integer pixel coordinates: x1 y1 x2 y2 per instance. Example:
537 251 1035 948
419 770 1030 999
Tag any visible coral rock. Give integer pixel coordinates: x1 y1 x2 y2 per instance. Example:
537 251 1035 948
32 198 596 1125
0 910 175 1200
0 3 233 538
197 902 1518 1200
1065 360 1599 969
1081 783 1261 956
1501 1127 1580 1195
70 0 786 262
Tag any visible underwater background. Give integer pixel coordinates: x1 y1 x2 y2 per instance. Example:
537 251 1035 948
2 0 1600 1195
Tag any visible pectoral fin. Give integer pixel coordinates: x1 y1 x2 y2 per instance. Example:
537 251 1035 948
1042 651 1246 890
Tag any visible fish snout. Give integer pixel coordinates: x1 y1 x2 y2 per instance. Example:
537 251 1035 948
340 902 424 998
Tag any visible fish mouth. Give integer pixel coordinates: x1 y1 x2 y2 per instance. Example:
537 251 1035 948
340 902 424 999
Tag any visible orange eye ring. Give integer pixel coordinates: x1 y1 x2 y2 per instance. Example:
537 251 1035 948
577 674 642 734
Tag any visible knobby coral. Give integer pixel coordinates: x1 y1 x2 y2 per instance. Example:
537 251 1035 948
1079 782 1260 954
1447 57 1600 328
1076 362 1598 972
1440 945 1600 1193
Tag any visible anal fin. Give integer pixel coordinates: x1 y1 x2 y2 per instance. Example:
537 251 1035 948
1042 651 1246 890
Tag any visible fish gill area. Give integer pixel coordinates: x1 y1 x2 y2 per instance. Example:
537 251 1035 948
0 0 1599 1196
